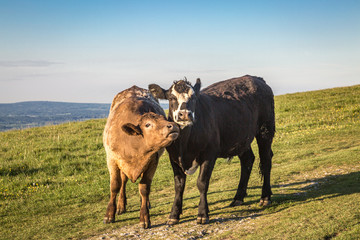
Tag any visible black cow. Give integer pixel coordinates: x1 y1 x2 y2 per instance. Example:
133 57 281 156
149 75 275 225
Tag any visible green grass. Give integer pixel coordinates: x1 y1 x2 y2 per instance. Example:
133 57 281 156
1 85 359 239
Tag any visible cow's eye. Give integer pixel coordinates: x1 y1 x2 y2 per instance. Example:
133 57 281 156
145 123 151 128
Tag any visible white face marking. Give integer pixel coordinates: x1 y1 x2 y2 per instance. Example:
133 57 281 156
170 87 195 127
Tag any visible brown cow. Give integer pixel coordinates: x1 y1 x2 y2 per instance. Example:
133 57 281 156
103 86 179 228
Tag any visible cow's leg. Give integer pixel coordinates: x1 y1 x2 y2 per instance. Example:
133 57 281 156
256 134 274 206
167 158 187 225
230 148 255 206
104 162 121 224
116 170 128 215
196 155 216 224
138 156 159 229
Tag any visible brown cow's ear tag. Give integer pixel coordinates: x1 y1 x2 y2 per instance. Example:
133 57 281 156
121 123 142 136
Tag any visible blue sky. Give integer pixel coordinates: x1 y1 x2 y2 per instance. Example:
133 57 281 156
0 0 359 103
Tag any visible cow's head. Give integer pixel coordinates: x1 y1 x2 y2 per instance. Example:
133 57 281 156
148 78 201 128
122 112 179 148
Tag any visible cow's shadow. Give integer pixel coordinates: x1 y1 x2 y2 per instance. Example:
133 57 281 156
209 171 360 221
152 171 359 227
114 171 359 227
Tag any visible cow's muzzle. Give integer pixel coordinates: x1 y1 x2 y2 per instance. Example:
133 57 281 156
166 123 180 139
173 110 195 128
177 110 194 122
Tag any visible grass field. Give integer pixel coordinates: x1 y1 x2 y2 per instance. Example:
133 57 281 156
1 85 359 239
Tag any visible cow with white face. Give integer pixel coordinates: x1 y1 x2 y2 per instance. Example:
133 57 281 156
149 78 201 129
149 75 275 226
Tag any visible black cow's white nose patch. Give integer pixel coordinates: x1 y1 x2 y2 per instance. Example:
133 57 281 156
170 85 196 126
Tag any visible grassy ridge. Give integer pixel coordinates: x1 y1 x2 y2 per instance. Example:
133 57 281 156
1 85 359 239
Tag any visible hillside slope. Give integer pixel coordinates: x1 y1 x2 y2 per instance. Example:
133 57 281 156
0 85 359 239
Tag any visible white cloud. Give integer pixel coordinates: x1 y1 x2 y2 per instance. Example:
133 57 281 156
0 60 62 68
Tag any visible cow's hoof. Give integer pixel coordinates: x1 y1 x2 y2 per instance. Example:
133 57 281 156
116 208 126 215
139 221 151 229
167 218 179 225
259 197 271 207
103 217 115 224
229 199 244 207
196 216 209 225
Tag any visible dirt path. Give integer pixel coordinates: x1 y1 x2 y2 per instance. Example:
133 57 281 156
89 215 257 240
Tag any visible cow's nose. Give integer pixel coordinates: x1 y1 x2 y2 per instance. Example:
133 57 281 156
187 112 193 121
178 110 193 121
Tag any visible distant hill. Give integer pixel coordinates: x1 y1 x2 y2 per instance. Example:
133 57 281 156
0 101 170 131
0 101 111 131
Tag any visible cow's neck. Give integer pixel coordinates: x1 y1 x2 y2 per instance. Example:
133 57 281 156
168 95 210 173
179 125 192 154
134 146 160 174
176 125 192 172
141 146 160 160
170 117 203 174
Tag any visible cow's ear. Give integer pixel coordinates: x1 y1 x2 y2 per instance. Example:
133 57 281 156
148 84 168 99
194 78 201 96
122 123 142 136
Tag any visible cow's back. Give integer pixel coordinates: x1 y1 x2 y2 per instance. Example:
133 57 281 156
198 75 274 157
109 85 163 113
202 75 273 103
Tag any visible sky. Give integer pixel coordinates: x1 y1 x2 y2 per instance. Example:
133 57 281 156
0 0 359 103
